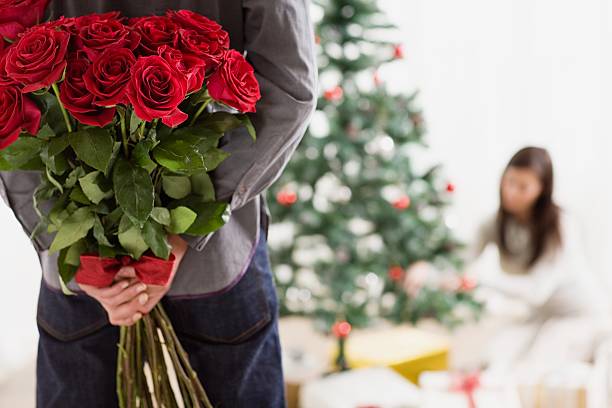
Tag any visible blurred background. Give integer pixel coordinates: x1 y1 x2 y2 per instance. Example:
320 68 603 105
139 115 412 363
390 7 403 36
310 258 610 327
2 0 612 407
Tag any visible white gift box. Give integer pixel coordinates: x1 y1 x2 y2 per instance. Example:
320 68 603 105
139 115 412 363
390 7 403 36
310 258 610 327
419 370 521 408
299 366 422 408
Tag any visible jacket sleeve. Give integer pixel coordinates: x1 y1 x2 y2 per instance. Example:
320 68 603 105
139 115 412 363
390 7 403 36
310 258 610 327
183 0 318 251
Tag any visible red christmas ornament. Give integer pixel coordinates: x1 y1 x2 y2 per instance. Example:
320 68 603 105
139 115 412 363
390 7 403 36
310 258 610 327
446 182 455 193
459 275 477 292
388 265 404 282
392 195 411 210
332 321 352 338
276 190 298 206
393 44 405 59
323 86 343 102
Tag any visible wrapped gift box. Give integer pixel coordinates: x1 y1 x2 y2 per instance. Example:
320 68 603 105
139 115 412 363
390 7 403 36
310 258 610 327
279 317 332 408
300 366 422 408
330 325 449 384
515 362 594 408
420 370 521 408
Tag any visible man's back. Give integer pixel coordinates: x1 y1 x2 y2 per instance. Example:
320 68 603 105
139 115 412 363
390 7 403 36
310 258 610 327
0 0 317 296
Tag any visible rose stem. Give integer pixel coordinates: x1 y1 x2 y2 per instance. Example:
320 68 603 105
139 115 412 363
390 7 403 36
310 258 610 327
119 109 130 157
151 307 205 407
156 327 180 408
137 120 147 141
143 316 163 403
157 305 213 407
51 83 73 133
148 119 159 138
188 99 211 127
135 321 143 405
151 310 198 404
125 326 134 408
117 326 128 408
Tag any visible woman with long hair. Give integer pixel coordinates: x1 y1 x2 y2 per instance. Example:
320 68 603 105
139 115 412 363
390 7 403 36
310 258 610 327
463 146 609 372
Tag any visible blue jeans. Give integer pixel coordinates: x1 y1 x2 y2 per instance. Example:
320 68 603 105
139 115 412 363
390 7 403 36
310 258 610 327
35 225 285 408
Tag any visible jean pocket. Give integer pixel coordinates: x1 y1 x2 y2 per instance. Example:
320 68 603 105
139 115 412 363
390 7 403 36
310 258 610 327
36 279 109 342
161 241 273 345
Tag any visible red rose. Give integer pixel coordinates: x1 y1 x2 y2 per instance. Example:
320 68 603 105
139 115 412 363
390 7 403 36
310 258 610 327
0 84 40 149
207 50 260 113
60 53 116 127
0 47 16 87
0 0 49 40
84 48 135 107
39 15 77 34
75 16 140 60
127 55 188 127
74 11 121 29
170 10 229 71
177 29 227 71
168 10 229 46
130 16 179 56
5 25 69 93
157 45 205 94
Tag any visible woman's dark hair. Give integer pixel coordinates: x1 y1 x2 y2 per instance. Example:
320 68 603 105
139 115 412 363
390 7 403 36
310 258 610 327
496 147 562 268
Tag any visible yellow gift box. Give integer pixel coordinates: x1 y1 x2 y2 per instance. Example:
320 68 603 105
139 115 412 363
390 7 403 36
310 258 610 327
330 325 449 384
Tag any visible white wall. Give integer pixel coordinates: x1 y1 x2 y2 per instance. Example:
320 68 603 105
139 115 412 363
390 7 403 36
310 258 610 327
0 204 40 377
379 0 612 285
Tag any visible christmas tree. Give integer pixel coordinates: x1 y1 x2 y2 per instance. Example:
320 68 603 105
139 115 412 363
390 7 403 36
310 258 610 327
267 0 482 331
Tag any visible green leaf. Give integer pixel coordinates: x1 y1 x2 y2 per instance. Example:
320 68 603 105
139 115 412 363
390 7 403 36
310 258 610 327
65 166 86 189
152 127 225 175
48 134 70 156
118 215 148 259
58 247 78 287
162 174 191 199
106 207 124 227
42 149 70 175
239 115 257 141
151 207 171 226
113 158 154 227
69 186 91 205
169 206 197 234
45 167 63 193
19 156 45 171
189 88 211 105
190 171 216 201
36 92 68 135
197 111 241 133
65 239 86 266
0 137 44 168
79 171 113 204
93 215 112 247
133 139 158 174
130 110 144 135
99 245 118 258
202 147 230 172
49 207 95 253
37 124 56 139
69 128 114 173
185 202 231 235
143 220 171 259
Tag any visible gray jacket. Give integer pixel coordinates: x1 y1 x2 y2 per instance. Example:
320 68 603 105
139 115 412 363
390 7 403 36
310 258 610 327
0 0 317 296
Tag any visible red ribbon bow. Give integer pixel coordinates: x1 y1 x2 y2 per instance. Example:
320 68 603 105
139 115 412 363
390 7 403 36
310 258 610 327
451 372 481 408
75 253 176 288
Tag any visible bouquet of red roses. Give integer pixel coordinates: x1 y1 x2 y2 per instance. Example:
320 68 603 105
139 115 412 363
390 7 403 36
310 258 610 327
0 8 260 407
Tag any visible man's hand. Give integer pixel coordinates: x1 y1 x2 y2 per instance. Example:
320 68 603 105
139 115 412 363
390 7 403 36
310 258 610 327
78 234 189 326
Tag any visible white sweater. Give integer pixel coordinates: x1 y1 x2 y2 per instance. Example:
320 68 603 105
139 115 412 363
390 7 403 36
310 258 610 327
467 209 609 317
